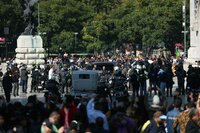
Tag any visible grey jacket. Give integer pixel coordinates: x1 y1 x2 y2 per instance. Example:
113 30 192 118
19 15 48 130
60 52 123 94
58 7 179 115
20 68 28 80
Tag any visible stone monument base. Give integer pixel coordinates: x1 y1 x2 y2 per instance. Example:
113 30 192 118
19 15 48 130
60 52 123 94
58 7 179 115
15 35 45 67
187 46 200 64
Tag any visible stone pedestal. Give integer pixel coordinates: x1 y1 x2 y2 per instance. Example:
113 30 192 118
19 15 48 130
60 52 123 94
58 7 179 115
15 35 45 66
187 0 200 63
187 47 200 63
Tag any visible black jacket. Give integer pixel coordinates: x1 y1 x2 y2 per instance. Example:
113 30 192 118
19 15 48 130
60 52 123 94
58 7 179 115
144 119 166 133
2 73 12 91
186 119 200 133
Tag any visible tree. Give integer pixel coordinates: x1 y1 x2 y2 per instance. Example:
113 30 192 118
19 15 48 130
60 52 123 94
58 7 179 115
0 0 186 56
101 0 183 55
39 0 92 53
0 0 24 55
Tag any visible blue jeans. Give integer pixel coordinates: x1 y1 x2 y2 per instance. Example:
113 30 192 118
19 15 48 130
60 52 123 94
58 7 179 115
160 82 166 95
139 81 147 96
21 80 27 93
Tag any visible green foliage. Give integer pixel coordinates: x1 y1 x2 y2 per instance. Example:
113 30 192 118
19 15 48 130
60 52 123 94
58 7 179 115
0 0 23 34
0 0 186 55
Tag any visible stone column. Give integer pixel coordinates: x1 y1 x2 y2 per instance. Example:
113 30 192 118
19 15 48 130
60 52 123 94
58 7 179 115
188 0 200 63
15 35 45 67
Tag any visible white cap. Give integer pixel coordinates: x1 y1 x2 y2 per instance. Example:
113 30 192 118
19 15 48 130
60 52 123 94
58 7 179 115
160 115 167 120
114 66 119 71
151 95 161 108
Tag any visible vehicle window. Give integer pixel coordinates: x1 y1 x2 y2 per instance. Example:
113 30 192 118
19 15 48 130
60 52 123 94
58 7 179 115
79 74 90 79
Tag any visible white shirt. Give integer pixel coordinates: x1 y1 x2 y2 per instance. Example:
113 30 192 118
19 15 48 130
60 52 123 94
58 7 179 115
48 68 54 80
86 98 109 130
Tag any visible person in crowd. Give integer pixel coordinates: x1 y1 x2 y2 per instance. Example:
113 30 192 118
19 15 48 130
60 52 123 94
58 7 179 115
131 96 149 131
86 96 109 131
11 63 20 97
129 69 139 97
109 101 138 133
20 65 28 93
166 64 174 97
166 98 182 133
187 91 198 103
4 101 28 133
7 114 28 133
59 64 69 93
148 62 158 96
0 67 3 93
2 68 12 103
185 108 200 133
0 54 198 133
173 102 196 133
93 117 109 133
157 66 167 96
140 111 166 133
66 120 79 133
41 111 64 133
148 94 164 120
44 78 61 104
76 98 89 133
175 64 186 95
59 95 80 131
197 93 200 115
30 67 41 93
173 88 182 101
112 69 127 97
0 112 6 133
138 69 147 96
186 65 196 92
121 64 128 77
25 95 44 133
84 128 93 133
48 64 56 80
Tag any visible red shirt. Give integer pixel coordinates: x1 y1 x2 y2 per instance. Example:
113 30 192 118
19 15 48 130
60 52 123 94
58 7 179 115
59 105 80 126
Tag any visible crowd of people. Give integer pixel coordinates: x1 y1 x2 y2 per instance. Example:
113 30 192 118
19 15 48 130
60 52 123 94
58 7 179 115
0 54 199 133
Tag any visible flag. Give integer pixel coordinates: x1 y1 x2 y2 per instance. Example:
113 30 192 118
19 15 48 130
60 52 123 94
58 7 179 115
0 37 6 43
175 43 183 47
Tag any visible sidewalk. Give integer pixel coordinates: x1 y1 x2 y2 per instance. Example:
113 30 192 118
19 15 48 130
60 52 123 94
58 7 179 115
0 63 45 105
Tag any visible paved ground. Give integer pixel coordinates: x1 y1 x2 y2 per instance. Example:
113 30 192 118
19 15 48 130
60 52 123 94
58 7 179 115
0 62 189 106
0 63 45 105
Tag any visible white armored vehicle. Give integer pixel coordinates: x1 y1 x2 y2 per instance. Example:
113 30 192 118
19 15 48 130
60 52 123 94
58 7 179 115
70 70 100 97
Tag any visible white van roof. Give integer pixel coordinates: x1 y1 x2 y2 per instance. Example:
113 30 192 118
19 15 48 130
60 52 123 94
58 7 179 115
73 70 98 75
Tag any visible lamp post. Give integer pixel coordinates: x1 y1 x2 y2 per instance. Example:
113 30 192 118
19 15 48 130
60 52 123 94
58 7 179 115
4 27 9 59
182 0 188 57
46 48 49 58
38 0 40 34
59 47 62 57
74 32 78 52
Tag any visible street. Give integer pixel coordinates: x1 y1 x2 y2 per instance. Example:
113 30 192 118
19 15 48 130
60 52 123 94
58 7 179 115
0 62 188 106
